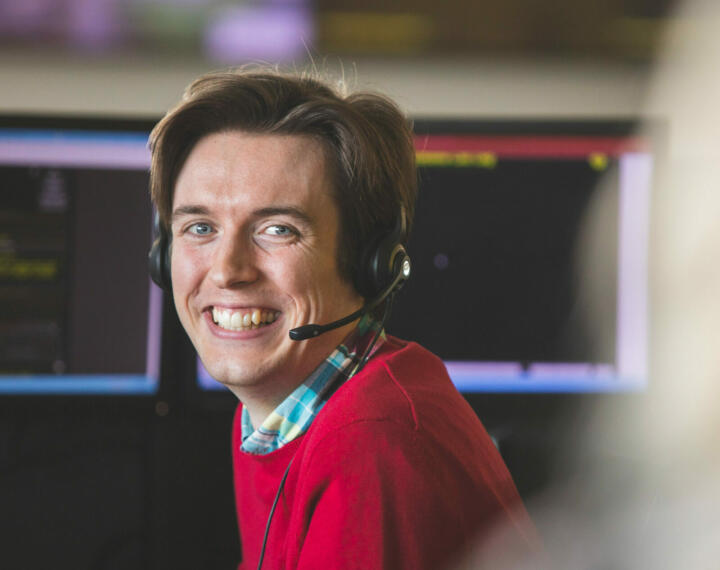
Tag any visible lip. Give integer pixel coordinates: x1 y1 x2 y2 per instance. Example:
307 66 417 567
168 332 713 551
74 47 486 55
202 308 283 340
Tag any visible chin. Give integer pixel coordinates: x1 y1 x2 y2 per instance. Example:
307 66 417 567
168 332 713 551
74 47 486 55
204 353 280 390
204 360 253 387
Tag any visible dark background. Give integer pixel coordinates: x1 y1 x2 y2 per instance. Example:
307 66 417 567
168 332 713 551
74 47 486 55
390 158 618 364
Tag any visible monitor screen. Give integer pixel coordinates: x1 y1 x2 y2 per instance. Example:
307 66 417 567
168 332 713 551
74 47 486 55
196 120 654 394
388 120 653 393
0 117 161 395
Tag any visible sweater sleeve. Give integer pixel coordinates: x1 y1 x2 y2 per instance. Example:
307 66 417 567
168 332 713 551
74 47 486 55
287 418 514 570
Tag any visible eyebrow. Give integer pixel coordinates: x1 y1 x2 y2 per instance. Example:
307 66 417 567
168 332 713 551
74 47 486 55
171 204 313 225
171 205 209 221
252 206 313 225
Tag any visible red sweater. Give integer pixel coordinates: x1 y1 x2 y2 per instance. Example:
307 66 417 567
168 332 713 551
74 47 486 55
232 338 536 569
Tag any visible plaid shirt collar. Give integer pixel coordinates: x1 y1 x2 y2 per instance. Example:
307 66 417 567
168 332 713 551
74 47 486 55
240 315 385 455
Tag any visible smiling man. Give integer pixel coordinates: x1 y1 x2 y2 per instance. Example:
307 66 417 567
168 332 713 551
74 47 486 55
148 69 536 569
170 132 363 428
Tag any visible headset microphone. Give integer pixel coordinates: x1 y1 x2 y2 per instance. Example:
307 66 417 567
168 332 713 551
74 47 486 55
288 255 410 341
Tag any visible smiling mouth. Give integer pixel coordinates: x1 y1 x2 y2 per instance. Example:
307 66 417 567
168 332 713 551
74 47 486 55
211 307 280 331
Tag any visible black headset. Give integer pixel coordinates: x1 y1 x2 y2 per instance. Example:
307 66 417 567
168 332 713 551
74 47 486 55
356 208 410 301
148 208 411 340
256 212 410 570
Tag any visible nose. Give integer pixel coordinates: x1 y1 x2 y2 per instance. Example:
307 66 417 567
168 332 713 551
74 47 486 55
208 230 259 288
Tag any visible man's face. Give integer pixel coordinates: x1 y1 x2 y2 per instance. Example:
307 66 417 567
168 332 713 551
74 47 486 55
170 131 363 403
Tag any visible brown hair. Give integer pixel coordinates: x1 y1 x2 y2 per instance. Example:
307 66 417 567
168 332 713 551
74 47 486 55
149 68 417 298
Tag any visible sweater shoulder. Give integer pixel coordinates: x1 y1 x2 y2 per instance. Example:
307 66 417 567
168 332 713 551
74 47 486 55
307 337 477 437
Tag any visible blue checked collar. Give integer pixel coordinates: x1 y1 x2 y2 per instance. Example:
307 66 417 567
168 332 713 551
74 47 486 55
240 314 384 455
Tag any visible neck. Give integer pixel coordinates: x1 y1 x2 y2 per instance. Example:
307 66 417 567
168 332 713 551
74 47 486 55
234 393 276 432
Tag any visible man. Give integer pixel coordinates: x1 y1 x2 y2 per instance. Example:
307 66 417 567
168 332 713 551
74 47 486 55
149 69 536 569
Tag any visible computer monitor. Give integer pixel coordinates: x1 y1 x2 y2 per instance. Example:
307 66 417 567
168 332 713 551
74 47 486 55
389 119 653 393
196 119 655 395
0 116 161 395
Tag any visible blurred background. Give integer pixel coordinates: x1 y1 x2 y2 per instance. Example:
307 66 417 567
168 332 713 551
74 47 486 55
0 0 674 117
4 1 720 569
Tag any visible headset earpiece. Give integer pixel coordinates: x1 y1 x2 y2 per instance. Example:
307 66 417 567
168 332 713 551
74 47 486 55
148 213 172 291
357 208 410 299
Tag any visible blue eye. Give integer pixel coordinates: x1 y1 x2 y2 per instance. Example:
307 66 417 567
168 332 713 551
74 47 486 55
266 225 293 236
189 222 212 235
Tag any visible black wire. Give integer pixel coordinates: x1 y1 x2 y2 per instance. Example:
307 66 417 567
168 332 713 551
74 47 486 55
257 293 396 569
256 456 295 570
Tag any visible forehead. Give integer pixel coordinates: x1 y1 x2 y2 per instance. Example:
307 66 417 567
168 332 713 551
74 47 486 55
172 131 335 214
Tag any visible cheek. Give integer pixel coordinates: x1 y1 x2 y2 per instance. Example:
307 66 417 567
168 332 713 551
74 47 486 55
267 255 313 296
170 244 203 292
266 250 337 303
304 255 357 304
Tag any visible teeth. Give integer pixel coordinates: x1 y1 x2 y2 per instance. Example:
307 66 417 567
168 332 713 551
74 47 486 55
211 307 279 331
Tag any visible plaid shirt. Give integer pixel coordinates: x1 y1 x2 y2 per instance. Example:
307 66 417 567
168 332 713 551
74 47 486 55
240 315 385 455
